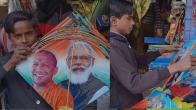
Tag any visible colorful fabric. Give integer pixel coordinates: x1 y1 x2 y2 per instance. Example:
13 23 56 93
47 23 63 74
0 27 13 53
130 0 151 22
68 0 109 24
193 0 196 26
19 0 32 12
40 83 74 110
36 24 56 37
8 0 36 13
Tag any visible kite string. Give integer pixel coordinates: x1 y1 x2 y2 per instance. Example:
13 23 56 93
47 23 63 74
66 41 75 110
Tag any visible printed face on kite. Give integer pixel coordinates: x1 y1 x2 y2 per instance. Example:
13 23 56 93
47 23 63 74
66 41 95 84
32 50 58 86
67 42 95 73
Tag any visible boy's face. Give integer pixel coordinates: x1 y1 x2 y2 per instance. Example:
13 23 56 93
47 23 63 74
111 14 135 36
10 20 38 48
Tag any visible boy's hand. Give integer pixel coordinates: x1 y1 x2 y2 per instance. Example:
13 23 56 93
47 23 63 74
168 55 196 75
155 29 163 37
3 45 32 72
159 45 180 54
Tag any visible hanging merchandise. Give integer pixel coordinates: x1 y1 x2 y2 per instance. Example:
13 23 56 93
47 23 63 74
0 27 14 54
128 0 151 22
165 1 185 44
67 0 109 24
193 0 196 26
15 11 109 110
8 0 36 13
131 1 196 108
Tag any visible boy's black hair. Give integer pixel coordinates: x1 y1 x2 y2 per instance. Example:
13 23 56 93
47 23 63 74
110 0 134 18
4 11 37 35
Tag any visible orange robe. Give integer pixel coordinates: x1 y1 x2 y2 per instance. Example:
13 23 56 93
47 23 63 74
40 83 74 110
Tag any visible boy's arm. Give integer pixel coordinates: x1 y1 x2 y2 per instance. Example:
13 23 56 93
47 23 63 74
136 51 161 68
136 44 180 67
111 47 170 94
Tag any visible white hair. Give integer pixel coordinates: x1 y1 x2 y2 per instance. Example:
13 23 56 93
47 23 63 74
67 40 96 59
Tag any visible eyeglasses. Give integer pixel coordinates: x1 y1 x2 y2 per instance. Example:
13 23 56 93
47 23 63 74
67 55 92 62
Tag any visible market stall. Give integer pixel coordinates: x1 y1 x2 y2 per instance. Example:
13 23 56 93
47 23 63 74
130 0 196 109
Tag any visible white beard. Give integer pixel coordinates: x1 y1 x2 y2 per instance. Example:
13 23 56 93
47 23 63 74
68 66 92 84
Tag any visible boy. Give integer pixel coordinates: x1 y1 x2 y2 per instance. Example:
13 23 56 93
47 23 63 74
110 0 196 109
0 11 52 109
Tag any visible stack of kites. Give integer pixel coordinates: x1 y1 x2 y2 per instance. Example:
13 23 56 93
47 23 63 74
132 41 196 109
132 1 196 109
